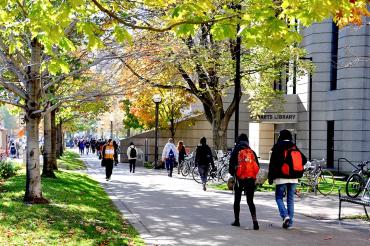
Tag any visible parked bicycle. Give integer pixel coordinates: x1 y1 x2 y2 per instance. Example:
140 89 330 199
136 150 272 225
192 152 230 183
179 153 195 177
345 160 370 198
296 159 335 197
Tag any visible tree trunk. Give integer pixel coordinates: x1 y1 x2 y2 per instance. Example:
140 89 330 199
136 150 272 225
56 122 64 157
56 122 61 159
212 117 228 151
51 109 58 170
42 110 56 178
60 124 64 156
24 38 48 204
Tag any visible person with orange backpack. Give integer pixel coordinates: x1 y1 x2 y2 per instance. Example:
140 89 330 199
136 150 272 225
102 139 116 181
268 129 307 229
229 133 260 230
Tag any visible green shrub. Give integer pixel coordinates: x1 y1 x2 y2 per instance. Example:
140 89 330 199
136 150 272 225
144 162 153 169
0 160 20 179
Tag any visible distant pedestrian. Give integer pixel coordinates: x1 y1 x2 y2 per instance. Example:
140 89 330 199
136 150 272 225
85 140 90 155
78 140 84 155
91 139 97 154
229 133 260 230
127 142 137 173
102 139 116 181
177 141 186 174
113 140 119 166
268 129 307 229
161 138 178 177
194 137 216 191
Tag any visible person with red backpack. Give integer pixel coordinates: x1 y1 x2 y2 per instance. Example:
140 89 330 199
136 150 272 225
229 133 260 230
268 129 307 229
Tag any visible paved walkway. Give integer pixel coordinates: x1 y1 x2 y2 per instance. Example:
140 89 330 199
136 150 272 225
82 154 370 246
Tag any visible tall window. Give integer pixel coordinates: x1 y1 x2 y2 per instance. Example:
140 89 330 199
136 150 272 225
330 21 339 90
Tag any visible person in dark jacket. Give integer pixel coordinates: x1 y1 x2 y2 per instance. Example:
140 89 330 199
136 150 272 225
177 141 186 174
195 137 216 191
268 129 306 229
228 133 260 230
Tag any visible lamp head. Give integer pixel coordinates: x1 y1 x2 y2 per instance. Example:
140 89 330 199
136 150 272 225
152 94 162 103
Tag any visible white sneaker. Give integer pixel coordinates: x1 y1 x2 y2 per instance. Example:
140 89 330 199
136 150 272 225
283 216 290 229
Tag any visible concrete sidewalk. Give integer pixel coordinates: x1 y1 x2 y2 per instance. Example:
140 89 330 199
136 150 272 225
82 154 370 246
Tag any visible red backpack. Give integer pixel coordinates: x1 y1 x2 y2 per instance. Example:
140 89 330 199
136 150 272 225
236 148 259 179
281 146 306 178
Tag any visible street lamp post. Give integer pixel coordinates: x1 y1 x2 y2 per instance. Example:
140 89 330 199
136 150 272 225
110 121 113 139
109 113 114 140
152 94 162 168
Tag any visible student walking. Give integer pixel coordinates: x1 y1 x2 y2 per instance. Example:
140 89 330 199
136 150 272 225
78 140 85 155
194 137 216 191
229 133 260 230
268 129 307 229
127 142 137 173
177 141 186 174
85 140 90 155
102 139 116 181
161 138 178 177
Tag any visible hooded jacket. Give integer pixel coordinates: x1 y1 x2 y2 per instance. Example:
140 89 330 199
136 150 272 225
194 143 215 168
228 141 259 177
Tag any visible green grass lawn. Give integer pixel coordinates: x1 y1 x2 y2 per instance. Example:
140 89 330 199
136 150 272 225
58 150 86 170
0 171 144 246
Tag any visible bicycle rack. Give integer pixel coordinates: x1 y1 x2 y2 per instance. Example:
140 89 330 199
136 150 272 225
337 158 358 173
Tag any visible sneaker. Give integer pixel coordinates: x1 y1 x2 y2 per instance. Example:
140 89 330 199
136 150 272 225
202 183 206 191
231 221 240 227
283 217 290 229
106 178 109 181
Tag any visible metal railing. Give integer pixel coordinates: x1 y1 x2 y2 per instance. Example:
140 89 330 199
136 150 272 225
337 158 358 173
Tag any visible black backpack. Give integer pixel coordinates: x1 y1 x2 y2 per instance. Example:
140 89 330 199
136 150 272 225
130 147 137 158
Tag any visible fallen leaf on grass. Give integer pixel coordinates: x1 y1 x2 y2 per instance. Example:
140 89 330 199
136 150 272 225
5 230 14 238
96 226 108 234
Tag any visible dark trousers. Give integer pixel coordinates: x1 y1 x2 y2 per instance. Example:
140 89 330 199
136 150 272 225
129 159 136 172
105 159 114 179
166 159 174 174
198 165 209 184
234 178 257 221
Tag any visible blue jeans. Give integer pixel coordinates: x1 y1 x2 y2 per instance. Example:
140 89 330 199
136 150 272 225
198 166 209 184
275 183 296 226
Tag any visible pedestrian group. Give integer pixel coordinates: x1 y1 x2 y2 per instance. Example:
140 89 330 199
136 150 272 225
76 128 306 231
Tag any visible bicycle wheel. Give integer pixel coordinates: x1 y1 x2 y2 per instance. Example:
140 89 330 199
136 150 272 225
219 165 229 183
181 162 190 176
345 173 365 198
192 166 202 183
296 171 312 197
317 169 335 196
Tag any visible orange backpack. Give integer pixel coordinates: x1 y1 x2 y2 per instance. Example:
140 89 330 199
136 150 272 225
104 145 115 160
236 148 259 179
281 146 306 178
